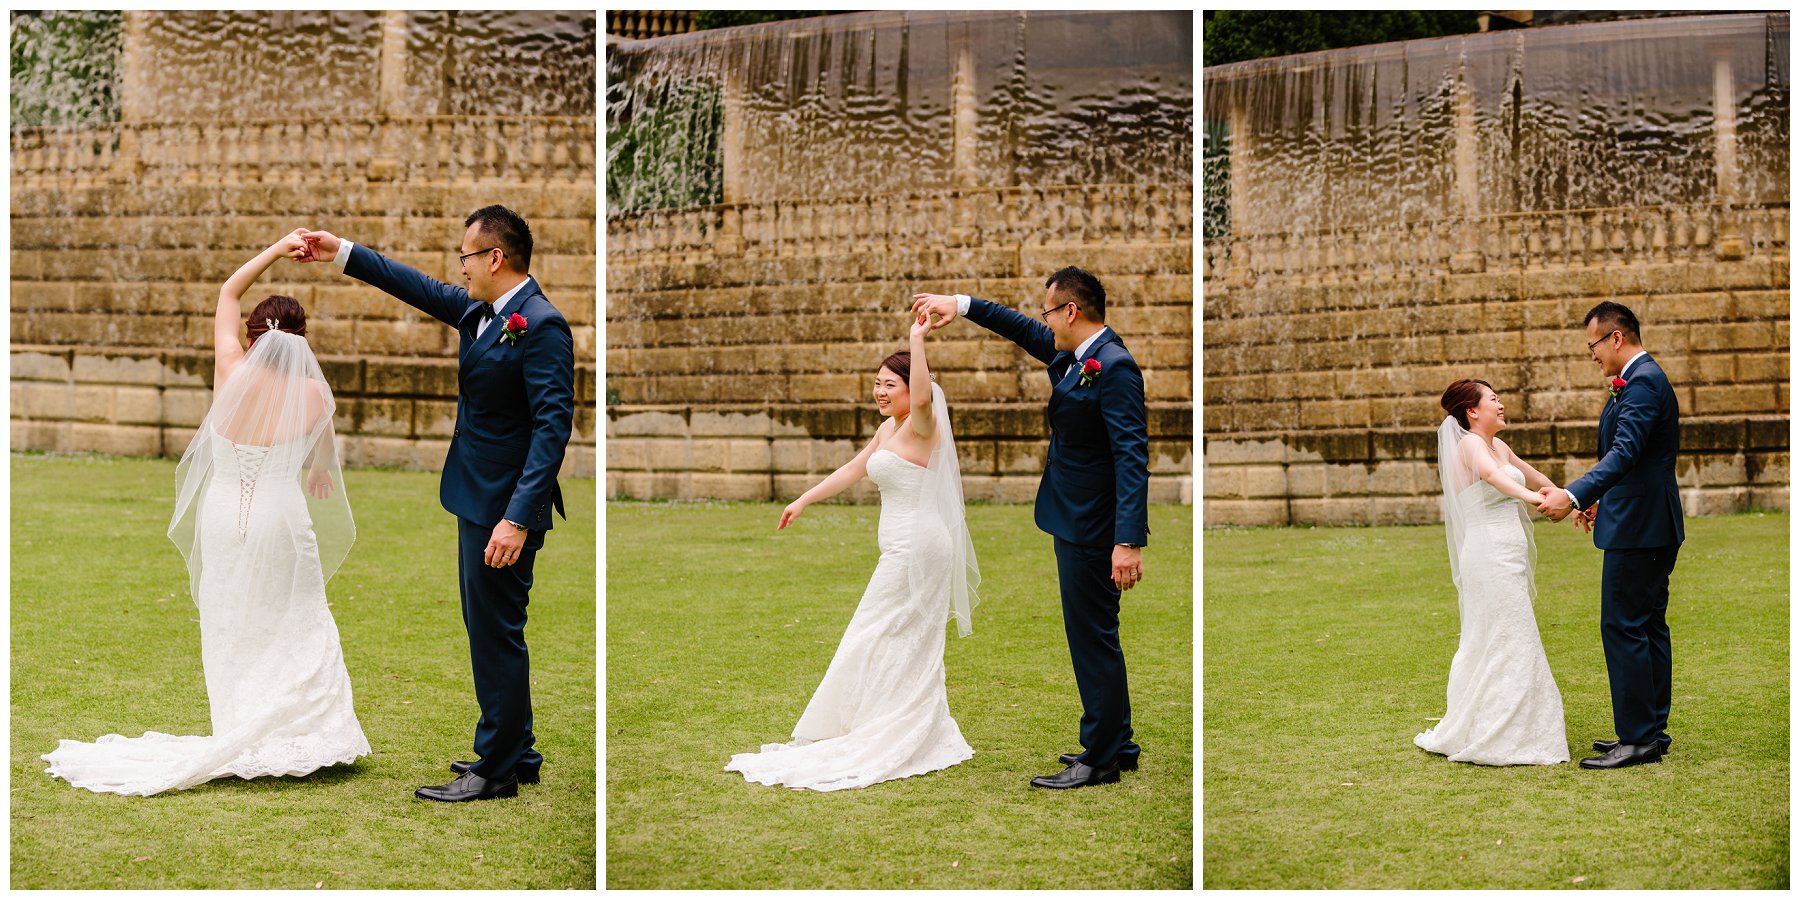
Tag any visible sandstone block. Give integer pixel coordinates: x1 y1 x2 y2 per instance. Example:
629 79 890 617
414 400 458 438
1693 384 1775 416
770 439 812 473
607 408 689 438
15 382 73 421
643 438 694 470
1285 463 1324 498
72 422 162 457
1689 322 1773 352
690 410 774 438
1206 499 1289 527
691 473 773 502
1288 497 1369 526
12 350 73 382
1373 496 1437 525
14 419 73 452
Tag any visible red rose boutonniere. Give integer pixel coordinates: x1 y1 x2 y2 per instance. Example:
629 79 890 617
1078 357 1102 388
1608 376 1627 399
501 313 529 345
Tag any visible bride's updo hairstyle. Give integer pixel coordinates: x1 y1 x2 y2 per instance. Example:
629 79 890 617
879 350 912 387
246 295 308 345
1440 378 1493 429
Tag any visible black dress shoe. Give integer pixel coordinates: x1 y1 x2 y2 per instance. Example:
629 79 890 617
1579 742 1664 770
1059 752 1139 771
1591 738 1670 752
1030 761 1120 789
416 770 519 802
450 760 541 784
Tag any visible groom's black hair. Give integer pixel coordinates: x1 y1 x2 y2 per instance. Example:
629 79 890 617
465 205 533 273
1584 301 1641 343
1045 266 1106 323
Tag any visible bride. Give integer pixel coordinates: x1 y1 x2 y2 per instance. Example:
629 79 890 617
726 310 980 791
1415 378 1570 766
43 230 369 795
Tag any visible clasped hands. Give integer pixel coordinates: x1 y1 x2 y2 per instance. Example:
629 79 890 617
268 227 341 264
1535 486 1596 533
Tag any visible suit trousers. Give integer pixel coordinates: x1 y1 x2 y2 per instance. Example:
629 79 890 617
1600 544 1679 747
457 517 546 778
1053 537 1140 768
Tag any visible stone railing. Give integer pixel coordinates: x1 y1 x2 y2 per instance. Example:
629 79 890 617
1204 202 1789 285
13 116 596 187
608 183 1195 263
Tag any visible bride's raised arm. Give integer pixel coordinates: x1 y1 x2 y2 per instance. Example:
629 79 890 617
906 310 935 441
215 228 311 385
778 425 887 530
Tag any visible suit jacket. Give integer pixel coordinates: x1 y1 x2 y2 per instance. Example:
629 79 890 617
1566 354 1684 550
965 297 1151 548
346 243 574 531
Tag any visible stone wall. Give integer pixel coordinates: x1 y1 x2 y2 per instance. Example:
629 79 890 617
606 186 1195 503
1202 206 1789 525
11 12 597 476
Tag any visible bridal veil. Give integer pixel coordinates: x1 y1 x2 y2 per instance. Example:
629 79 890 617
168 328 354 600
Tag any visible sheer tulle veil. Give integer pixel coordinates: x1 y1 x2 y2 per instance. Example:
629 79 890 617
168 329 354 601
913 381 980 636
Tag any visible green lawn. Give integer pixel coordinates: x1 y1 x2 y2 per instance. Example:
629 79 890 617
11 454 596 889
605 501 1193 889
1204 514 1789 889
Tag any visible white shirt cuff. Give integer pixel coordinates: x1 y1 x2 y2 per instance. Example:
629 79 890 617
954 293 970 316
334 239 355 272
1565 488 1580 509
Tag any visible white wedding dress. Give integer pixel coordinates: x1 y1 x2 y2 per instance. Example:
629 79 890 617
726 448 974 791
44 333 368 796
1415 463 1569 765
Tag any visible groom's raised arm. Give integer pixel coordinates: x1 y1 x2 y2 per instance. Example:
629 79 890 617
915 292 1058 365
304 232 471 327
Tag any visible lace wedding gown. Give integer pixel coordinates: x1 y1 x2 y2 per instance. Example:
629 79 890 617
726 448 973 791
1415 464 1568 765
43 429 369 795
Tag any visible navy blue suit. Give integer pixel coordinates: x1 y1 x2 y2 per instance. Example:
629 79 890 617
965 297 1150 768
346 243 575 779
1565 353 1683 748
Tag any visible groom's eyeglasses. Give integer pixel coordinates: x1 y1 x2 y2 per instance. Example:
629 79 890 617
458 247 500 266
1039 301 1079 322
1586 330 1619 353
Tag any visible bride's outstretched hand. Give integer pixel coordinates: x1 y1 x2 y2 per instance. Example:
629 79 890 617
910 293 958 330
778 499 806 530
910 309 932 340
306 467 334 499
277 228 313 262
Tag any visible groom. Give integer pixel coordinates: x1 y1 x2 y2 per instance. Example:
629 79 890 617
1537 301 1683 770
914 268 1150 789
298 207 575 801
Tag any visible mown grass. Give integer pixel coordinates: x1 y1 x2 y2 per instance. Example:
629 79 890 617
605 501 1193 888
1204 513 1788 889
11 454 596 889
